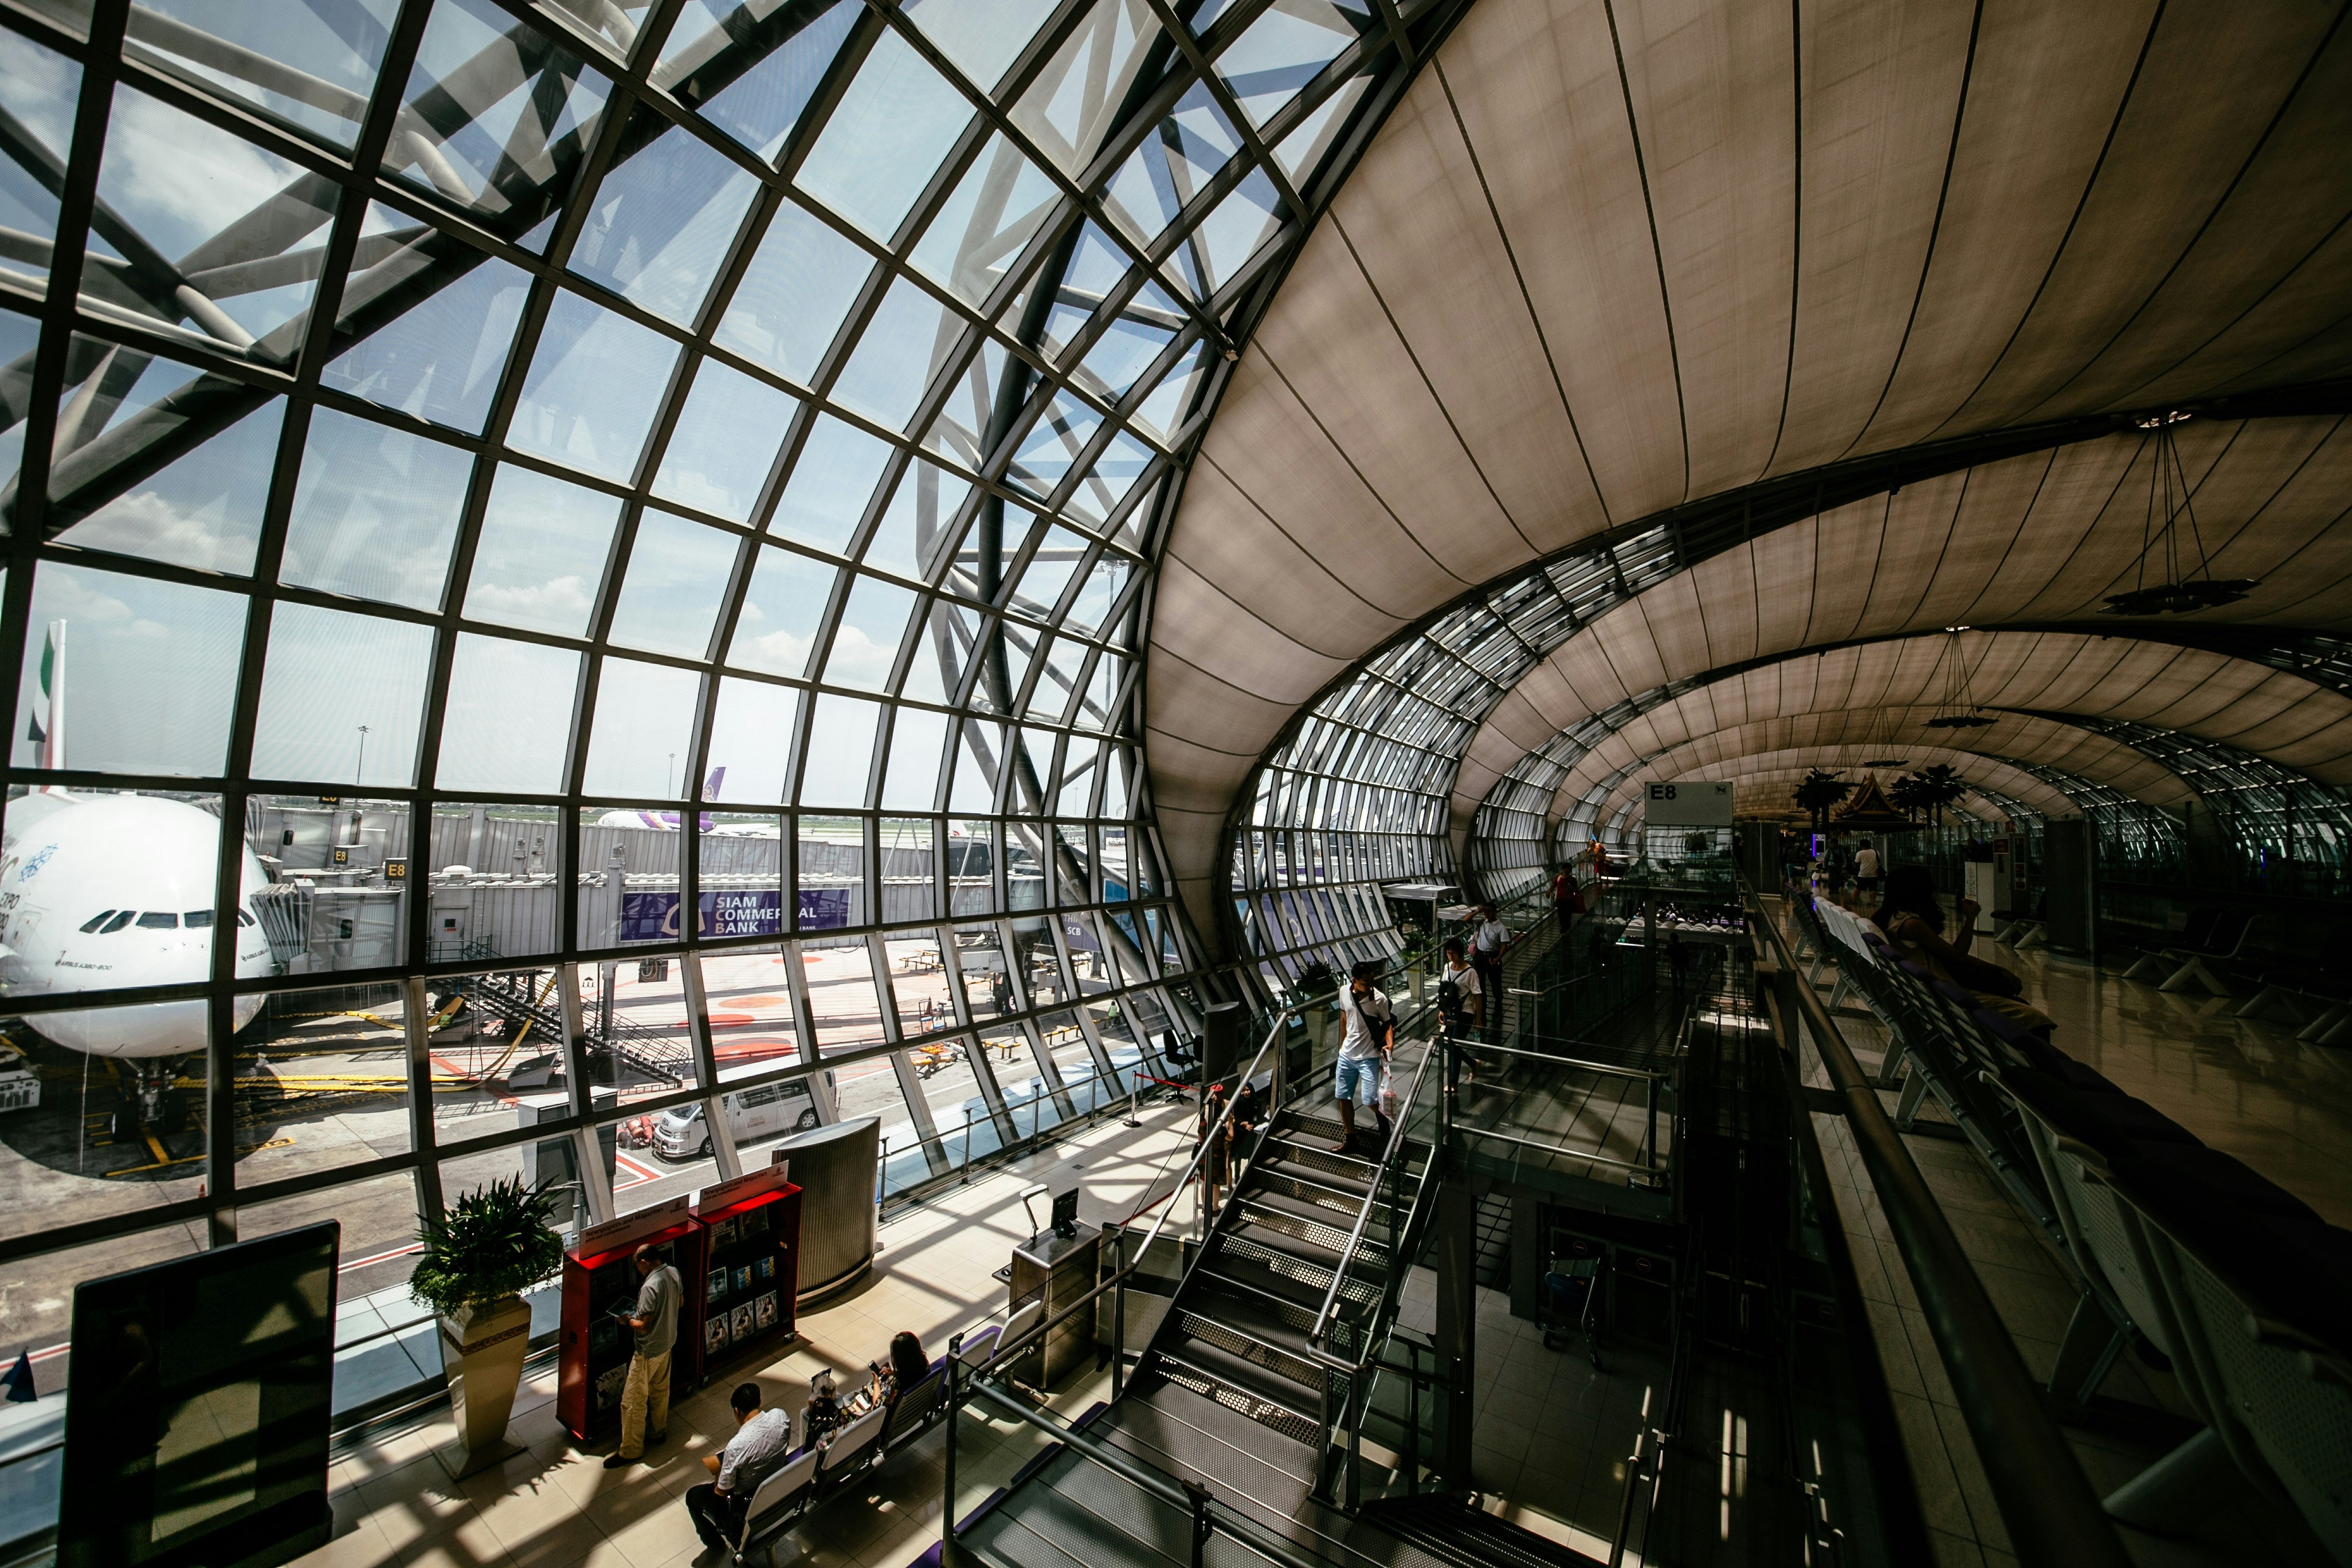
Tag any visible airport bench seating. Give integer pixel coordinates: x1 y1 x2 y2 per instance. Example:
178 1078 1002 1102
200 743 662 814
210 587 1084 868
730 1358 959 1565
1793 888 2350 1554
2120 908 2264 998
1994 1064 2351 1556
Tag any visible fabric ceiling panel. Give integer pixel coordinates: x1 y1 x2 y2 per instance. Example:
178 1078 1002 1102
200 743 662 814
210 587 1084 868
1163 452 1413 656
1154 0 2352 947
1436 0 1689 520
1321 70 1612 552
1243 227 1539 584
1610 0 1801 498
1859 3 2165 446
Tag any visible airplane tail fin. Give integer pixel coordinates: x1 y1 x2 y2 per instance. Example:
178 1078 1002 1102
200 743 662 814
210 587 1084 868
26 621 62 777
701 765 725 801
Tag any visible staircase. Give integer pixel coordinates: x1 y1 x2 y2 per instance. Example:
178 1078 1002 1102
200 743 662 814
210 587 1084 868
952 1041 1596 1568
1141 1103 1420 1452
441 948 696 1084
1355 1497 1604 1568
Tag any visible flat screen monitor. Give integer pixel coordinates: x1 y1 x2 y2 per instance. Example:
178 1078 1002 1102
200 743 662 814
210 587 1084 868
1050 1186 1080 1237
58 1222 338 1568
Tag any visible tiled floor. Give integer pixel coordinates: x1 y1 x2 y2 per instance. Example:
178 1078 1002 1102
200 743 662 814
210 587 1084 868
1785 896 2347 1568
296 1095 1205 1568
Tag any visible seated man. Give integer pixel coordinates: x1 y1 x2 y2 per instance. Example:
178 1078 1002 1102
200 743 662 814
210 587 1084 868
685 1381 792 1554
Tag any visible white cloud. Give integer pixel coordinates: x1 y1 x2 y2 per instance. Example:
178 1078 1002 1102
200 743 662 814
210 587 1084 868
466 574 595 627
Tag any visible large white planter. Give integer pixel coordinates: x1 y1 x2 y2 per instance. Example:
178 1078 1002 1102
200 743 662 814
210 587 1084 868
441 1295 532 1457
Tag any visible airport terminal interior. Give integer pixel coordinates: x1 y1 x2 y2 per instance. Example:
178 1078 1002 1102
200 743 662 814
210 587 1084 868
1 1 2349 1566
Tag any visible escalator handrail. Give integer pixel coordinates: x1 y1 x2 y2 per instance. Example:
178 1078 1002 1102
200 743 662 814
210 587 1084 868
1744 885 2132 1568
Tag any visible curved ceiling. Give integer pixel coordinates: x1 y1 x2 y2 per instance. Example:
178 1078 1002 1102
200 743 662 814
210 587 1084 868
1451 419 2352 830
1144 0 2352 932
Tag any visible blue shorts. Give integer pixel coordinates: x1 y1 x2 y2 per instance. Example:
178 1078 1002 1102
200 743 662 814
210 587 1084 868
1334 1053 1382 1107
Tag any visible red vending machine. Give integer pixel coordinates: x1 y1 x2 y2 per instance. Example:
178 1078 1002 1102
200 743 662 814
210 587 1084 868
557 1195 701 1444
688 1166 802 1375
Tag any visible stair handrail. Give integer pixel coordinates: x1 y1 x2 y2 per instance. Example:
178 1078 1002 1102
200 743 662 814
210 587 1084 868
953 1373 1335 1568
1744 885 2133 1568
1301 1034 1442 1370
979 997 1316 1379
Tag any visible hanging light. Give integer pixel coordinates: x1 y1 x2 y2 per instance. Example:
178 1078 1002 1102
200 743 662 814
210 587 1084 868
2101 413 2259 615
1923 626 1995 730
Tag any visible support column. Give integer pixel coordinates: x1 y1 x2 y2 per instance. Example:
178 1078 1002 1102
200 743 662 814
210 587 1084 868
1431 1177 1477 1485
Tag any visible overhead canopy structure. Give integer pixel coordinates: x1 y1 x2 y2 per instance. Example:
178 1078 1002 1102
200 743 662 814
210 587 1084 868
1150 0 2352 957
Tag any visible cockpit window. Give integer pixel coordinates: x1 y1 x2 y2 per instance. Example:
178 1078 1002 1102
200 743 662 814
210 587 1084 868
185 911 215 928
135 912 179 930
100 911 137 934
79 911 119 932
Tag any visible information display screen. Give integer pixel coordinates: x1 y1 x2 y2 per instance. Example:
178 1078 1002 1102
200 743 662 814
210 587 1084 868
58 1224 338 1568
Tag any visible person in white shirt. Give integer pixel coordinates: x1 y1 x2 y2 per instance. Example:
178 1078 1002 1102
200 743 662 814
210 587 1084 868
687 1382 792 1550
1854 840 1881 903
1469 905 1508 1012
1438 938 1482 1041
1332 960 1394 1152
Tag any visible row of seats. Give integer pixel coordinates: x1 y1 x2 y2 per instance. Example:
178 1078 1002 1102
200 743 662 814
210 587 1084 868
1791 891 2351 1562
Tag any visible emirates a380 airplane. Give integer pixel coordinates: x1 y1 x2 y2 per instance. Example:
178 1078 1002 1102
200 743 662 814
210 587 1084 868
0 623 275 1131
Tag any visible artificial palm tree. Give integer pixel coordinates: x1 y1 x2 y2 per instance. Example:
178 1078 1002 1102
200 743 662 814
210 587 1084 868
1887 773 1930 820
1914 763 1969 825
1791 769 1852 830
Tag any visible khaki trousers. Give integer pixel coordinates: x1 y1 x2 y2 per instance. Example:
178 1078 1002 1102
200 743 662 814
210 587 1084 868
618 1348 671 1457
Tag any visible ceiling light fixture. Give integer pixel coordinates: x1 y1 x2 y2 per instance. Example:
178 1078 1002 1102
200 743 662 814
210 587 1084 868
2102 412 2258 616
1924 627 1996 730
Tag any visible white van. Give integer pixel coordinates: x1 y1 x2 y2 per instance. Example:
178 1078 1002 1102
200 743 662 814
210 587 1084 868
652 1079 821 1160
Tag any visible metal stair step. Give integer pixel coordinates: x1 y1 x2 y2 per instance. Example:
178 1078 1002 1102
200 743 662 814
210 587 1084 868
1153 1336 1326 1428
1177 1280 1322 1369
1199 1245 1349 1317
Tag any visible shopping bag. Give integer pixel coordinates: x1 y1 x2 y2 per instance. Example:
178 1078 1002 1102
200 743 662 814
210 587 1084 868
1377 1061 1398 1120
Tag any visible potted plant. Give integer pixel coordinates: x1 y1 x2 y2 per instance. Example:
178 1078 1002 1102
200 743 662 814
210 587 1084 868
410 1178 566 1460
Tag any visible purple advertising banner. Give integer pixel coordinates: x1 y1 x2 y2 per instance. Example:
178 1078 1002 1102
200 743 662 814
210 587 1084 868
797 887 851 930
619 889 783 943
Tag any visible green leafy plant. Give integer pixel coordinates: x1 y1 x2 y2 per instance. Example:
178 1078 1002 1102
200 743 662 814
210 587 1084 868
409 1177 567 1319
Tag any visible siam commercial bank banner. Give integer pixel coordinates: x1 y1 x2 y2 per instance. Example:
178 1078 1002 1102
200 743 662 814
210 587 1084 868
618 888 853 942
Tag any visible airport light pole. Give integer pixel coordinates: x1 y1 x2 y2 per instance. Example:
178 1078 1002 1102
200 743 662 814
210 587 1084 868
354 724 369 785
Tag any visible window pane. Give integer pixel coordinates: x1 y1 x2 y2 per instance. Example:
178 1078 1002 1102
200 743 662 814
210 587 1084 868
436 634 581 794
880 815 938 919
727 544 835 677
325 234 530 436
908 132 1059 307
282 410 470 610
421 825 561 954
509 292 679 482
798 817 864 930
883 708 948 810
250 604 434 788
949 821 997 914
652 360 797 523
0 32 80 296
582 657 701 797
904 0 1057 91
462 464 622 637
683 0 857 162
707 676 798 803
235 995 410 1197
91 85 332 344
861 456 972 582
712 200 873 383
830 276 962 432
771 415 891 554
387 0 610 229
882 928 952 1037
51 398 280 575
805 936 885 1055
570 111 759 325
607 508 740 658
698 946 802 1083
799 694 879 807
0 1003 207 1233
825 574 914 691
15 566 244 775
248 793 413 967
795 27 973 241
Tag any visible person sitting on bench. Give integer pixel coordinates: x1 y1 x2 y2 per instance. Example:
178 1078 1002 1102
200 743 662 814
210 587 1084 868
686 1382 791 1553
1872 864 2053 1033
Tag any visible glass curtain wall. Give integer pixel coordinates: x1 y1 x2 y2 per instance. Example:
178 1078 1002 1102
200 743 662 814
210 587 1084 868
0 0 1441 1383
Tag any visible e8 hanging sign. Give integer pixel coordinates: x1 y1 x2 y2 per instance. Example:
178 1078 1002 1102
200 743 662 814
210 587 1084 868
1643 781 1735 828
